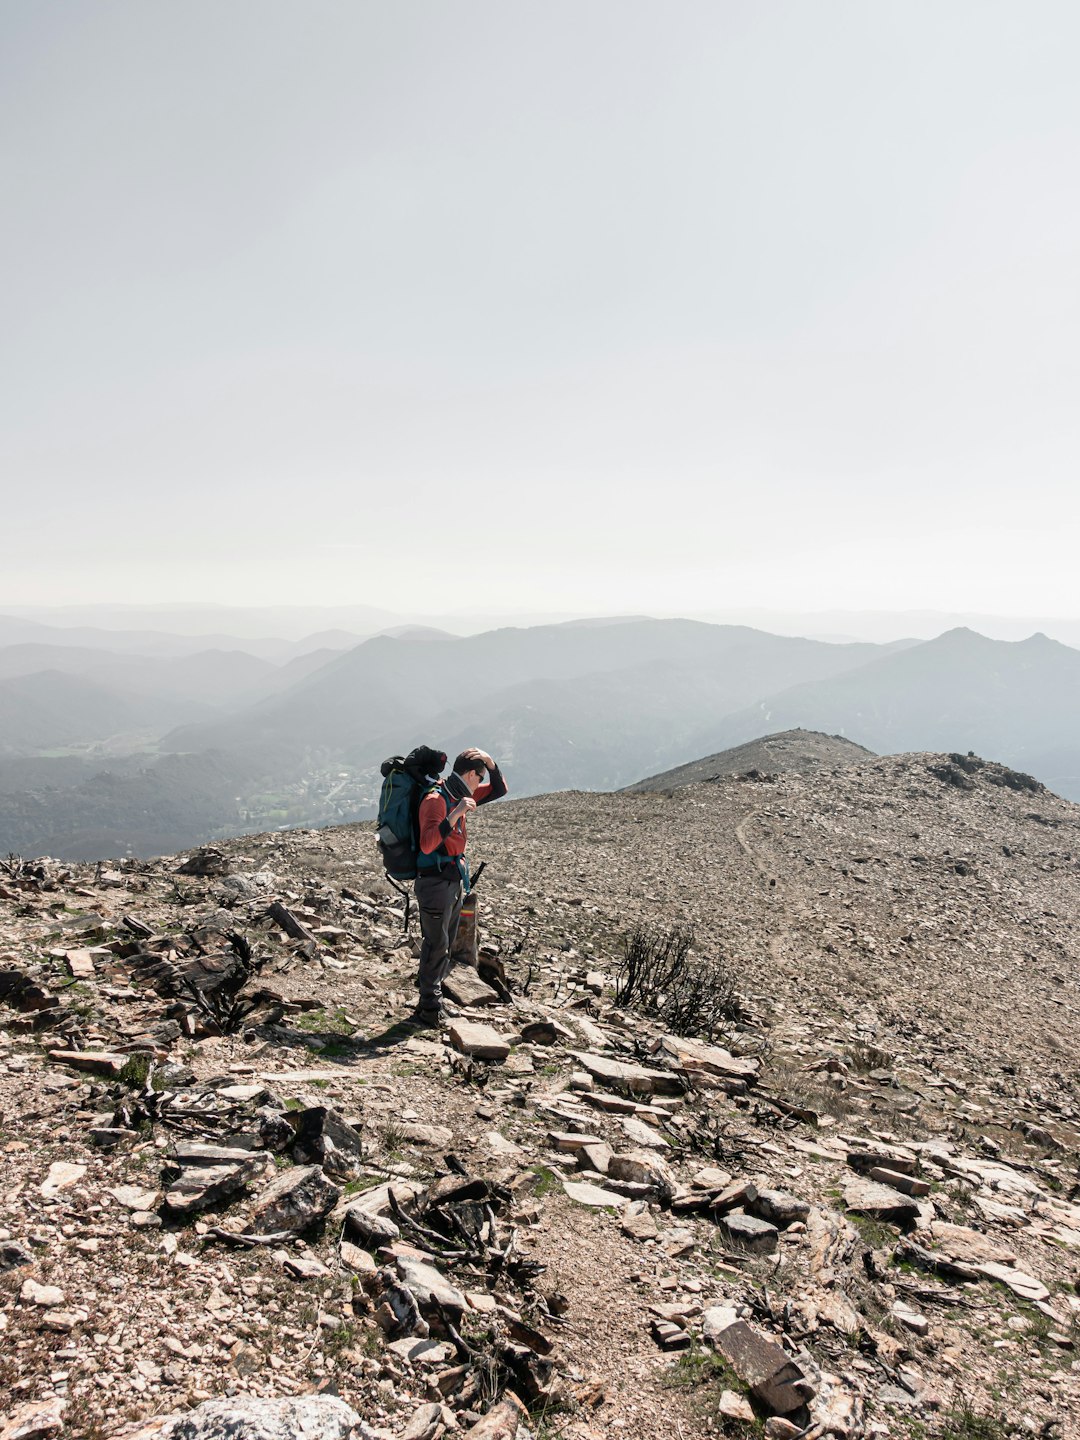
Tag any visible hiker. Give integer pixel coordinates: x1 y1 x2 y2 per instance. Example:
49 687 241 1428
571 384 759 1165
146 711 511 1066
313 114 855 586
413 747 507 1024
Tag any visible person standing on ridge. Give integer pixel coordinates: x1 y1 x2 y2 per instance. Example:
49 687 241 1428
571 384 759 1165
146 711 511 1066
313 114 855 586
413 747 507 1025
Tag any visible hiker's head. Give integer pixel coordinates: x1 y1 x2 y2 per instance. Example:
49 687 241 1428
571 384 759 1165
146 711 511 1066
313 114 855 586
453 750 487 793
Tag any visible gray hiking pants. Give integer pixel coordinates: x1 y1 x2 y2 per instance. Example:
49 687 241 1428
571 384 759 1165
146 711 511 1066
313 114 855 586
415 872 462 1010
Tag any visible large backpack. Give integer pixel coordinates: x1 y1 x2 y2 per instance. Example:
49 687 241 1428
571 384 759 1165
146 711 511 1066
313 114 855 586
375 745 447 881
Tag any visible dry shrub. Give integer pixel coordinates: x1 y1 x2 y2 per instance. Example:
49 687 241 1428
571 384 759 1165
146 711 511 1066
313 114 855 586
615 923 747 1040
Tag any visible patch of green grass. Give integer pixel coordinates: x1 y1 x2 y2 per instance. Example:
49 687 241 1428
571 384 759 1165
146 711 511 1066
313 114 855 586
663 1346 738 1390
379 1119 409 1159
324 1322 355 1357
296 1006 356 1036
342 1175 382 1198
663 1346 763 1434
849 1213 895 1249
283 1097 304 1111
935 1391 1013 1439
119 1054 152 1087
529 1164 561 1198
320 1040 354 1060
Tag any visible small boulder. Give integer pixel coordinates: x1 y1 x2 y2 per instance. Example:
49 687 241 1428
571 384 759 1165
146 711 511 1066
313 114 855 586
748 1189 810 1228
716 1212 779 1256
288 1105 366 1178
248 1165 341 1236
448 1021 511 1062
711 1319 816 1415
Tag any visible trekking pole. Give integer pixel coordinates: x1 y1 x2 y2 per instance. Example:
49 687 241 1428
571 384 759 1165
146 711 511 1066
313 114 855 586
469 862 486 890
386 876 412 933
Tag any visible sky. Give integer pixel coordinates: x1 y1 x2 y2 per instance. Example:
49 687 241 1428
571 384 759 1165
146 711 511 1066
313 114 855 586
2 2 1079 618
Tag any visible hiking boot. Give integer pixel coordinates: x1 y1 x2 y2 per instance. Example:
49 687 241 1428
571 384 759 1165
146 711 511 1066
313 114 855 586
410 1006 447 1029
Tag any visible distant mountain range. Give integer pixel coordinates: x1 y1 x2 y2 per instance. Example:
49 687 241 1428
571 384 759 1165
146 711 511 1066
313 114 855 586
0 612 1078 858
705 628 1080 799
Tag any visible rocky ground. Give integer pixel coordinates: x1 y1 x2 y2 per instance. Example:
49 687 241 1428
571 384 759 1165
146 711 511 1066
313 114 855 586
1 749 1078 1440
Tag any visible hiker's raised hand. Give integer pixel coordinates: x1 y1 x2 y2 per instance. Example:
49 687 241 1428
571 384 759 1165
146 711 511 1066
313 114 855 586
461 746 494 770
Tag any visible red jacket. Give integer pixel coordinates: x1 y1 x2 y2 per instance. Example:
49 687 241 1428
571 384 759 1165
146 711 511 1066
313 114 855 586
418 767 508 861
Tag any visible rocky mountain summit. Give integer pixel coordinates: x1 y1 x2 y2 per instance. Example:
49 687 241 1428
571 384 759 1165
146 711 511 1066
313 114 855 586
623 728 874 792
1 749 1078 1439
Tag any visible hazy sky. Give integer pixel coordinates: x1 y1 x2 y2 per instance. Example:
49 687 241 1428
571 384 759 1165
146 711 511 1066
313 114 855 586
3 2 1078 616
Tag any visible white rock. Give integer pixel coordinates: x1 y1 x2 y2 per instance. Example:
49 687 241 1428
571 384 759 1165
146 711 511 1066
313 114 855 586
39 1162 86 1198
20 1279 65 1308
563 1180 625 1208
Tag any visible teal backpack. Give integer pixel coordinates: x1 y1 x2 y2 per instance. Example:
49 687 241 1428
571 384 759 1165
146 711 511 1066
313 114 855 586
375 746 447 882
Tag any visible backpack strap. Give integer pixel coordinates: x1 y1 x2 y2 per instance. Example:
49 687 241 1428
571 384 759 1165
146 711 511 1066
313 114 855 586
416 782 469 888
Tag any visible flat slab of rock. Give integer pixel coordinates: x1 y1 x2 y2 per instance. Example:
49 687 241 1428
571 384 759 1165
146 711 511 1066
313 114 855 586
712 1181 759 1214
339 1179 422 1223
21 1278 65 1308
441 964 500 1007
843 1178 920 1223
846 1141 917 1175
164 1158 263 1217
47 1049 127 1077
660 1035 760 1083
608 1150 676 1201
691 1166 733 1192
547 1131 604 1152
718 1390 756 1423
620 1114 669 1150
942 1154 1044 1198
387 1337 455 1367
974 1261 1050 1302
448 1020 512 1061
918 1221 1017 1266
398 1122 454 1148
345 1205 399 1245
39 1162 87 1198
869 1166 929 1196
339 1240 377 1274
109 1184 162 1212
569 1050 682 1096
716 1212 779 1255
520 1018 575 1045
710 1319 816 1415
0 1398 67 1440
563 1179 624 1208
171 1142 259 1168
578 1141 613 1174
64 949 96 978
892 1301 929 1335
702 1305 740 1341
248 1164 341 1235
149 1394 365 1440
280 1253 330 1280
